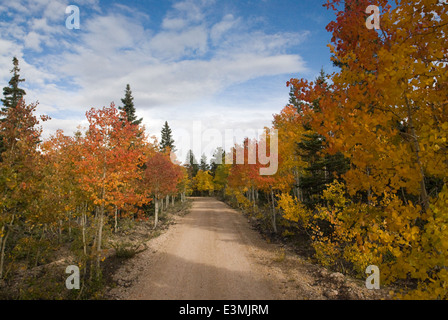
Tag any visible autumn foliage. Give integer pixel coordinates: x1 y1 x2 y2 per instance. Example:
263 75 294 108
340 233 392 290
0 0 446 300
144 151 183 228
0 101 189 294
291 0 448 299
214 0 448 299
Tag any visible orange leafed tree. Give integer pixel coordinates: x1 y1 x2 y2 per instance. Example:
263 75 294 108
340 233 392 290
287 0 448 298
0 100 47 279
144 152 182 229
75 104 149 275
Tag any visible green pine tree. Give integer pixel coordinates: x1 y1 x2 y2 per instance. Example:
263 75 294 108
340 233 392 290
185 149 199 178
160 121 175 152
199 154 209 171
119 84 142 125
1 57 27 160
294 69 349 208
1 57 26 112
210 147 224 177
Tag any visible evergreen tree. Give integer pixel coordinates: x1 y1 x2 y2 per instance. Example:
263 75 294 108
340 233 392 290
1 57 27 160
316 67 327 87
297 131 349 208
288 81 300 110
160 121 175 152
119 84 142 125
184 149 199 178
210 147 224 177
294 69 349 208
1 57 26 112
199 154 209 171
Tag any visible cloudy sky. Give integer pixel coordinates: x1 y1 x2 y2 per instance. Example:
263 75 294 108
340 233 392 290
0 0 337 162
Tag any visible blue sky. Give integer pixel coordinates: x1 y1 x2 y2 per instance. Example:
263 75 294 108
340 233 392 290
0 0 337 161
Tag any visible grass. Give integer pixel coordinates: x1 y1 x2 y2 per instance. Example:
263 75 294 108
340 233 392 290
273 248 286 263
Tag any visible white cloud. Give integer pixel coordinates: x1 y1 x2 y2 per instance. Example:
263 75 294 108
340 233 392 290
149 25 208 60
81 14 147 52
41 0 69 22
30 18 54 33
140 95 286 161
216 30 309 57
0 0 310 155
24 31 43 51
210 14 240 43
162 17 188 30
171 0 208 23
41 117 88 139
0 38 21 58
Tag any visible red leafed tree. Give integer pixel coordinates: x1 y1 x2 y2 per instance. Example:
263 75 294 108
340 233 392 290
144 152 182 229
227 138 260 196
75 104 148 275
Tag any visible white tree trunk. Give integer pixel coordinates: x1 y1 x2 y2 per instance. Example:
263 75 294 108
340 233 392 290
154 198 159 229
270 189 277 233
0 213 15 280
252 187 256 208
96 203 104 277
405 95 429 210
114 206 118 233
82 211 87 256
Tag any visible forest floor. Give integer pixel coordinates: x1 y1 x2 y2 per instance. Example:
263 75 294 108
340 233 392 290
0 199 190 299
105 197 391 300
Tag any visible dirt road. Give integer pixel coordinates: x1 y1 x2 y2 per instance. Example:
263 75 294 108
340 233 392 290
107 197 387 300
